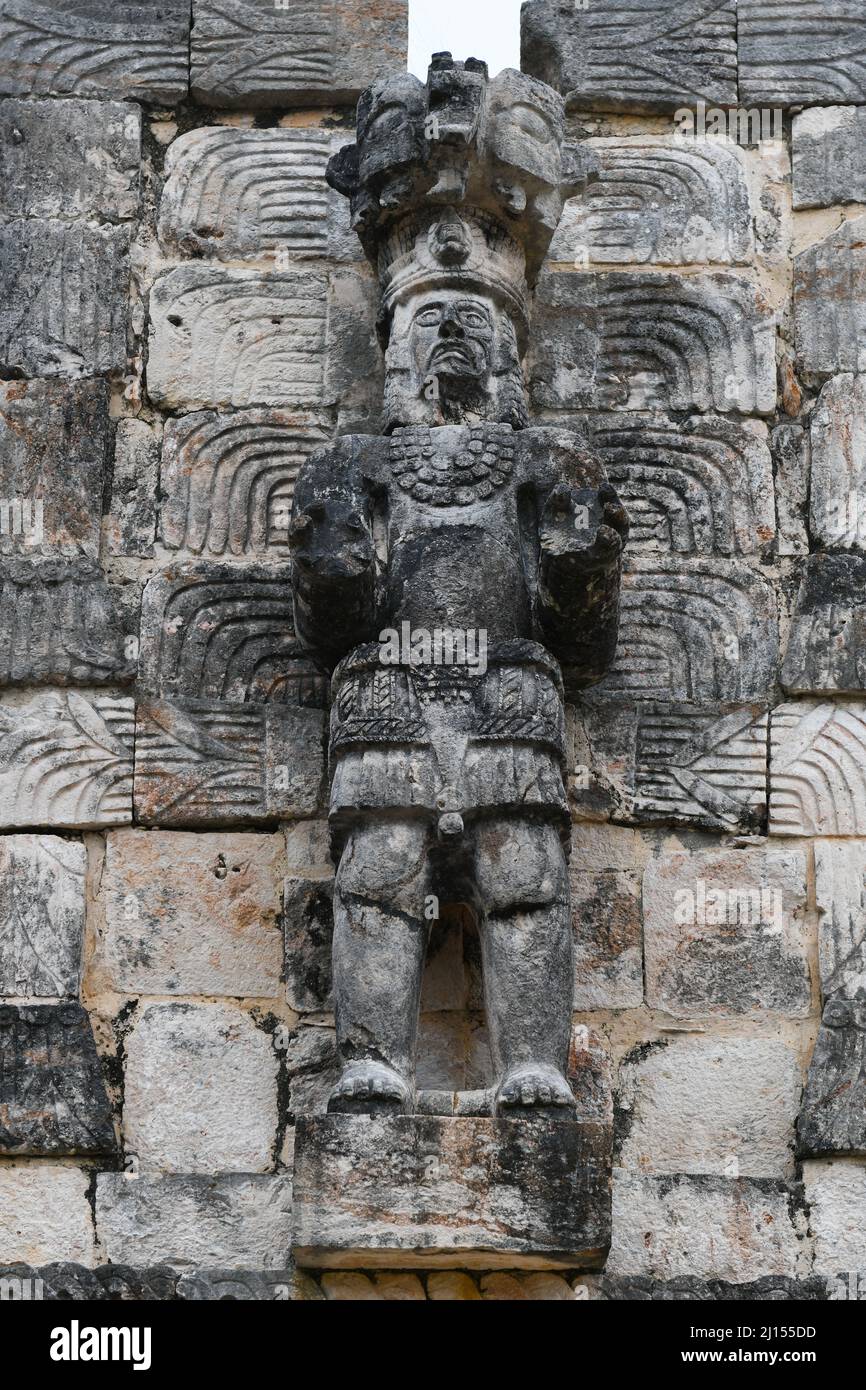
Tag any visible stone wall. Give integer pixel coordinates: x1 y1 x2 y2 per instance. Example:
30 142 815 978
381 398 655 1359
0 0 865 1300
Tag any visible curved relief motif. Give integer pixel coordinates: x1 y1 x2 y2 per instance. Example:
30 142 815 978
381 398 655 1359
771 701 866 836
191 0 334 96
740 1 866 105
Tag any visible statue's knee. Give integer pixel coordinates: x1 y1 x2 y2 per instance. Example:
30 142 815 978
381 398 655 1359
336 820 430 918
475 819 568 916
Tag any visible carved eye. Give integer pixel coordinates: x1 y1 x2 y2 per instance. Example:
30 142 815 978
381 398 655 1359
415 307 442 327
510 104 554 143
460 309 488 328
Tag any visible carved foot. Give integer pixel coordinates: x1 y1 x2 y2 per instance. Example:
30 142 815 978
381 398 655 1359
495 1064 576 1117
327 1062 414 1115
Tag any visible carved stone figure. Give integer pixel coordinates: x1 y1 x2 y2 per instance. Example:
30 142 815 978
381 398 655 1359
290 55 627 1119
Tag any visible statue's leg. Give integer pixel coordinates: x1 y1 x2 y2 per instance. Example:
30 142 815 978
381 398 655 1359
473 815 576 1115
328 817 433 1114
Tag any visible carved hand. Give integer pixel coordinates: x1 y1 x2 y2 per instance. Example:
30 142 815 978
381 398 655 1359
539 482 629 575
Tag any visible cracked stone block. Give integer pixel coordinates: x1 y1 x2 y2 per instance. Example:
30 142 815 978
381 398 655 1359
284 1024 340 1120
107 420 158 558
0 692 134 829
804 1160 866 1276
795 216 866 377
190 0 408 109
0 1003 115 1156
96 1173 293 1269
0 97 140 220
0 1167 95 1266
782 554 866 694
815 843 866 1002
550 138 753 267
99 830 284 997
567 700 638 823
643 847 812 1018
770 701 866 836
570 867 643 1010
322 266 383 433
0 219 130 376
159 411 330 560
123 1002 278 1174
0 560 133 686
608 1173 809 1282
739 1 866 107
0 835 85 998
0 379 109 560
147 266 328 411
773 422 810 557
793 107 866 210
633 703 769 832
529 271 776 416
618 1037 801 1178
0 0 190 103
521 0 737 114
284 874 334 1014
809 375 866 550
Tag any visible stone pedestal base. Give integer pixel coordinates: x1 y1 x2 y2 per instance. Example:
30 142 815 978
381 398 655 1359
291 1114 611 1270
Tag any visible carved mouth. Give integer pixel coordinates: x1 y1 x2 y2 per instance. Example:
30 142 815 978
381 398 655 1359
429 344 478 372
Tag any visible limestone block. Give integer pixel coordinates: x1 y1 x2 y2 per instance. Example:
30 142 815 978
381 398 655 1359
0 560 133 686
0 692 134 829
159 411 330 560
550 138 753 267
0 1003 115 1156
804 1160 866 1276
292 1114 611 1271
793 107 866 210
529 271 776 416
0 97 140 220
147 266 328 411
643 846 812 1018
782 554 866 694
773 422 810 556
190 0 408 109
123 1002 278 1173
96 1173 293 1269
0 0 189 103
739 1 866 107
0 835 85 997
521 0 737 114
568 700 638 823
107 420 158 558
177 1269 318 1300
283 1024 340 1120
795 216 866 377
815 842 866 1002
570 867 643 1010
634 703 769 832
809 375 866 550
770 701 866 835
99 830 284 997
0 1167 95 1266
618 1037 801 1178
0 379 109 560
284 874 334 1014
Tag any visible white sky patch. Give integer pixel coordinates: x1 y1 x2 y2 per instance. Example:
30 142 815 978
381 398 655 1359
409 0 524 79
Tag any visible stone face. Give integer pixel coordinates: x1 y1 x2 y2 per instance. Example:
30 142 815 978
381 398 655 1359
795 216 866 377
570 867 643 1010
123 1002 278 1174
792 107 866 210
809 375 866 550
0 0 190 103
0 693 134 829
634 703 769 832
0 380 109 560
804 1159 866 1276
521 0 737 114
530 271 776 416
0 1003 115 1156
643 847 812 1018
0 561 132 686
292 1115 612 1270
0 97 140 220
770 701 866 836
96 1173 293 1270
0 836 85 998
107 420 158 558
147 266 328 411
782 554 866 694
0 1167 95 1266
99 830 284 997
618 1037 801 1178
159 412 331 560
739 2 866 107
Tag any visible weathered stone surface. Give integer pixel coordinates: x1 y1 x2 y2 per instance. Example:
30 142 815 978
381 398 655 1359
773 422 810 556
0 0 190 103
782 554 866 694
0 97 140 220
530 271 776 415
570 867 643 1010
739 2 866 107
177 1269 317 1301
583 1273 830 1301
643 847 812 1018
0 836 85 997
107 419 158 558
292 1115 611 1270
809 375 866 550
0 380 109 560
0 1167 95 1266
0 1003 115 1156
0 561 132 686
793 107 866 210
618 1037 801 1178
804 1159 866 1276
159 412 330 559
0 1262 179 1299
0 219 129 376
99 830 284 997
770 701 866 836
795 216 866 377
123 1002 278 1174
147 266 327 411
634 703 769 832
550 138 753 267
284 1024 340 1120
815 842 866 1002
608 1173 810 1281
190 0 408 109
521 0 737 114
0 693 134 829
284 874 334 1014
96 1173 293 1269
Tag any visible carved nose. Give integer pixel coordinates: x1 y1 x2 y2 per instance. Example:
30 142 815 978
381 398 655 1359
439 315 464 339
